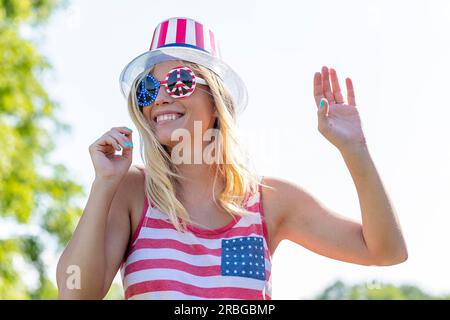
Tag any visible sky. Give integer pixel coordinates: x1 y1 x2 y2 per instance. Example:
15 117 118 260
24 0 450 298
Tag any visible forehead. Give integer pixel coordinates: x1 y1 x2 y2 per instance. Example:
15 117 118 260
152 60 185 77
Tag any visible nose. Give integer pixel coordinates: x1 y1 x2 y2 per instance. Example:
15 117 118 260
153 85 174 106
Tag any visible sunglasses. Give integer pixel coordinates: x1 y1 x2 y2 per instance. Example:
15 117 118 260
136 66 207 109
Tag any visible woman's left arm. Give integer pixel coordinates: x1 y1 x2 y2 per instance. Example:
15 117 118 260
339 142 408 265
271 66 407 266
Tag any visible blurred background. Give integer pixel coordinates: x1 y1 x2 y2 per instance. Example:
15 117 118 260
1 0 450 299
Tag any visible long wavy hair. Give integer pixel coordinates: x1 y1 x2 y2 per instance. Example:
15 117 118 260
127 61 268 232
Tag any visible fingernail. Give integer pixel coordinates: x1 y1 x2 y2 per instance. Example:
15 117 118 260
124 141 133 147
117 145 122 151
320 100 325 108
125 127 133 132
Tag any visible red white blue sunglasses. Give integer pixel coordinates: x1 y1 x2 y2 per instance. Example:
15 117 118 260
136 66 207 109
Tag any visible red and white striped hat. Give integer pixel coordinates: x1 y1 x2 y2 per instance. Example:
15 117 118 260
119 17 248 114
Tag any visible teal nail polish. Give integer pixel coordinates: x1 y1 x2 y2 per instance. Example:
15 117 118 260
320 100 325 108
117 145 122 151
124 141 133 147
125 127 133 132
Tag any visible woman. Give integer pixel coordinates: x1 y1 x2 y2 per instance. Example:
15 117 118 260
56 17 408 300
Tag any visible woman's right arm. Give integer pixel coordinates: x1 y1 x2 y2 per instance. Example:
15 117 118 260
56 127 134 299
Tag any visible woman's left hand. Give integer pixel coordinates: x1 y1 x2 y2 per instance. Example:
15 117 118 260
313 66 367 153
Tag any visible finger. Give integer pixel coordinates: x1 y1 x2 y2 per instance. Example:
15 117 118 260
103 134 133 158
111 126 133 138
330 68 344 104
110 132 133 158
346 78 356 106
317 98 329 120
313 72 324 107
97 135 121 152
108 130 133 150
321 66 335 103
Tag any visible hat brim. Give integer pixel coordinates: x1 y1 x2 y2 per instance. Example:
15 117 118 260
119 46 248 114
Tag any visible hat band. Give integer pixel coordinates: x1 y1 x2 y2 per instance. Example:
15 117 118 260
158 43 209 54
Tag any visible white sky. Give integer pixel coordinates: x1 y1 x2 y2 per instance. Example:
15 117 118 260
30 0 450 298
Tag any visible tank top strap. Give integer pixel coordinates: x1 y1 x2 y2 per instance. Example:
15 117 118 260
257 176 270 247
240 175 269 251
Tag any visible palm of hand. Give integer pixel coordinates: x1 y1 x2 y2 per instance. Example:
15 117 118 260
323 102 366 149
314 66 367 151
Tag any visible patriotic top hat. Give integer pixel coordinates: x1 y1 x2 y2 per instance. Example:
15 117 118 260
119 17 248 115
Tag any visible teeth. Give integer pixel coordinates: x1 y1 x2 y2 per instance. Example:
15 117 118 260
156 113 182 123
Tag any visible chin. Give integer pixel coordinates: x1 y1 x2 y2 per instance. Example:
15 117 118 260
157 134 178 148
155 126 188 149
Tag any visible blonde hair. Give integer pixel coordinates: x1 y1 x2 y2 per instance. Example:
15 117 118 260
127 61 269 232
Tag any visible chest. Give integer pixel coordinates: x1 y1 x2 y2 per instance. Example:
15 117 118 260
122 205 273 300
129 190 279 256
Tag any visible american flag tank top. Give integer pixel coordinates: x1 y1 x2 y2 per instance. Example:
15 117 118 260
120 175 272 300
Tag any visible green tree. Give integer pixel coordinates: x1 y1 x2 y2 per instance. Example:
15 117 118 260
103 282 124 300
0 0 85 299
316 280 450 300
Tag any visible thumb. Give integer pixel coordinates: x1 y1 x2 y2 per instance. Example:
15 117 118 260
318 98 329 119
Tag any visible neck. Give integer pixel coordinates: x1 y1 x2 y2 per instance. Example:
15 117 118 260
175 162 224 206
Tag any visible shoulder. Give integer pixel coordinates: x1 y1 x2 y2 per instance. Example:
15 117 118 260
114 165 146 214
259 176 306 252
102 165 146 242
128 164 146 182
125 164 146 203
117 165 146 194
259 176 313 246
260 176 309 216
116 165 147 233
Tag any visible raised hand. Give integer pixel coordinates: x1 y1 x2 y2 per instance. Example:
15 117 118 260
89 127 133 181
313 66 367 153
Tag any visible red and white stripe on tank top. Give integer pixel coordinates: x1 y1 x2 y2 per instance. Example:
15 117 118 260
120 174 272 300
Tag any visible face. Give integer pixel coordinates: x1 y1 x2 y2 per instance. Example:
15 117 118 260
141 60 217 149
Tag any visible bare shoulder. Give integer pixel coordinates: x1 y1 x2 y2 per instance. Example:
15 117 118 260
124 165 147 224
121 165 145 227
115 164 145 201
261 176 317 213
261 176 308 217
111 164 146 223
260 176 317 252
260 176 301 253
123 164 146 192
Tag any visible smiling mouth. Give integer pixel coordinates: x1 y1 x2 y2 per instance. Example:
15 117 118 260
153 113 185 125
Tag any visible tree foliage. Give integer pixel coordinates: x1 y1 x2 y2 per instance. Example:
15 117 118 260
316 280 450 300
0 0 84 299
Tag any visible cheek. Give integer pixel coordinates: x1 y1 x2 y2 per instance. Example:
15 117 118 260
142 107 153 122
142 108 149 118
186 95 215 123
